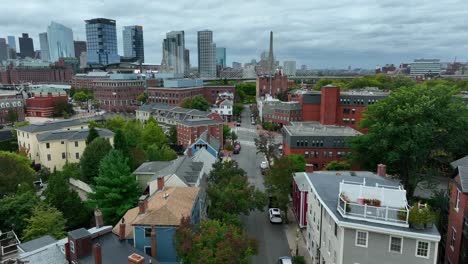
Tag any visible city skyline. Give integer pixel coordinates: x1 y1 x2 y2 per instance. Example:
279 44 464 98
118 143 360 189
1 0 468 68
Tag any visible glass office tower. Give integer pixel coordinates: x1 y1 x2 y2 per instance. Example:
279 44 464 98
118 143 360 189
85 18 120 65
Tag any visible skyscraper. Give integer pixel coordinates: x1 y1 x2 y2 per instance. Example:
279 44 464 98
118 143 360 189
0 38 8 61
19 33 34 58
161 31 185 74
283 60 296 76
47 22 75 62
184 49 190 73
7 36 16 51
123 25 144 63
74 41 87 58
267 31 275 73
197 30 216 78
39 33 50 62
85 18 120 65
216 47 226 68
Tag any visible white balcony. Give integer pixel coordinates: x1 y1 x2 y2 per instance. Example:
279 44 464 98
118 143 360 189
337 179 410 227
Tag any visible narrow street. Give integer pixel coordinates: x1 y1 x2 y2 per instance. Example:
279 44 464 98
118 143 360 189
231 105 291 264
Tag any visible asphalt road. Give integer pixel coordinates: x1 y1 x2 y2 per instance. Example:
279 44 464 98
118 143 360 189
232 105 291 264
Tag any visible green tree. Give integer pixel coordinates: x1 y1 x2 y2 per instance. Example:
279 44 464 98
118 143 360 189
123 119 143 147
0 191 40 235
105 116 126 131
286 154 306 172
22 205 66 241
73 91 89 102
62 162 81 179
324 160 351 171
254 132 276 166
147 144 177 161
168 126 178 145
180 98 193 109
53 100 74 117
113 129 133 167
136 92 148 103
207 162 266 225
45 172 91 230
223 124 231 142
80 138 113 183
140 118 167 150
350 84 468 197
89 150 140 224
86 126 99 144
175 217 258 264
180 95 210 111
233 103 244 117
0 151 35 196
6 109 18 125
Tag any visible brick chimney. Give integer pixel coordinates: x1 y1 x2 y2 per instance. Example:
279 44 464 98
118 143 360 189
94 208 104 228
377 164 386 177
138 195 148 214
157 176 164 191
128 253 145 264
151 226 157 259
188 147 193 157
305 164 314 173
65 242 70 262
119 218 126 241
93 243 102 264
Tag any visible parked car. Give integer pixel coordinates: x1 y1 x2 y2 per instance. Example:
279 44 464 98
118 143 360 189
278 256 293 264
236 122 241 127
251 120 256 125
269 208 282 224
234 141 241 150
233 144 241 154
278 144 283 151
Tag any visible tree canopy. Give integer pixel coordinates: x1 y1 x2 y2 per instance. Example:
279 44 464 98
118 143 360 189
254 132 276 166
22 205 66 241
80 137 113 183
0 151 35 196
324 160 351 171
140 118 167 150
0 190 40 236
146 144 177 161
180 95 211 111
89 150 140 224
350 84 468 197
175 217 258 264
86 126 99 144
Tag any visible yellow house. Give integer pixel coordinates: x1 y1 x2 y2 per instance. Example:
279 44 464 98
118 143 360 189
16 119 114 170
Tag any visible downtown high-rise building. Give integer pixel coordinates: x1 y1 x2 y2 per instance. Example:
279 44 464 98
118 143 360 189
161 31 186 74
19 33 34 58
123 25 144 63
184 49 190 73
197 30 216 78
283 60 296 76
74 41 87 58
216 47 226 68
0 38 8 61
47 21 75 62
39 32 50 62
7 36 16 51
85 18 120 65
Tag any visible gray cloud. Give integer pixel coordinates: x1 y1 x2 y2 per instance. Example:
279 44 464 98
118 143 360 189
1 0 467 68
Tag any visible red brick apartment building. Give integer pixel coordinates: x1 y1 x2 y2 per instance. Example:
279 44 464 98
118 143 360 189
444 156 468 264
176 118 223 149
256 71 289 98
288 85 389 130
93 79 144 112
282 121 361 170
0 59 73 84
25 87 68 117
147 85 234 106
0 92 25 125
261 100 302 126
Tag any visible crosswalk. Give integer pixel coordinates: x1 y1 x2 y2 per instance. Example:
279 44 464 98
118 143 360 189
232 127 257 134
237 139 256 147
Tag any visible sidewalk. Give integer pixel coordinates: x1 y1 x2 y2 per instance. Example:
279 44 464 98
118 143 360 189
284 207 313 264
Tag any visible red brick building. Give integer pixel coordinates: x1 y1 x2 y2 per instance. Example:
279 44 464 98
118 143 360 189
147 85 235 106
176 118 223 149
282 121 361 170
25 87 68 117
288 85 389 131
0 59 73 84
0 92 25 125
70 72 111 90
93 79 144 112
444 156 468 264
256 71 288 98
261 100 302 126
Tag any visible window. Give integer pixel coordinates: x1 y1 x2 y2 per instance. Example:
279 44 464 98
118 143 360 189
329 152 333 158
144 227 152 237
355 231 368 247
70 240 75 253
144 246 152 256
328 240 331 254
455 189 461 211
75 141 79 147
47 154 51 161
323 151 328 158
450 228 456 250
62 153 66 159
75 153 79 159
389 236 402 254
46 143 50 149
334 223 338 237
415 241 430 258
305 151 309 158
61 141 64 144
334 250 337 263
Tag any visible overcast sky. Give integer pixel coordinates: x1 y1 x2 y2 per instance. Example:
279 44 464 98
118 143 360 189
2 0 468 69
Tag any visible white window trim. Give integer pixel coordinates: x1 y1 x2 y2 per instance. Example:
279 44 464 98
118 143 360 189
388 235 403 254
355 230 368 248
70 240 75 253
455 189 460 212
450 227 456 251
415 240 430 259
144 246 152 255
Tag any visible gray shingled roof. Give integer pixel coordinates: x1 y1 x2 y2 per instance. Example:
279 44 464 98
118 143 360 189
0 130 14 142
179 118 221 126
36 128 114 142
451 156 468 169
19 235 57 252
457 166 468 193
149 156 203 186
69 228 91 240
199 130 221 151
302 171 440 237
17 119 87 133
134 161 173 175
